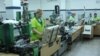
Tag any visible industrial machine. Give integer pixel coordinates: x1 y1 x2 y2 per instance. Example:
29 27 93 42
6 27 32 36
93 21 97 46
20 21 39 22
49 5 62 25
58 25 68 56
0 0 40 56
47 5 70 56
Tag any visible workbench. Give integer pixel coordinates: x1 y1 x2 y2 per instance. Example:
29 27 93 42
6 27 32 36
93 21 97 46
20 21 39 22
40 36 61 56
93 24 100 36
0 53 19 56
65 26 84 42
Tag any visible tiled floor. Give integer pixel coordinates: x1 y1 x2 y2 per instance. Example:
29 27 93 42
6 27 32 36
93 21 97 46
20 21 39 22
63 37 100 56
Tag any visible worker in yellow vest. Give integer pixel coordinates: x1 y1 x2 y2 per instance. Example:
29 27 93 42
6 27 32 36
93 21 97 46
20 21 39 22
92 13 100 22
30 9 45 41
68 13 76 22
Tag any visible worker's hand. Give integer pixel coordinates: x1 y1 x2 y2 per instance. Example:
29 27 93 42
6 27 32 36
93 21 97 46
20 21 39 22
30 41 35 43
34 40 39 42
30 40 39 43
33 29 43 36
38 32 43 36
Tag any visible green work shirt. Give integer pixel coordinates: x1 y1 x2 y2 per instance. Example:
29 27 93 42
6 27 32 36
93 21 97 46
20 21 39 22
68 16 75 22
30 17 45 41
93 17 100 21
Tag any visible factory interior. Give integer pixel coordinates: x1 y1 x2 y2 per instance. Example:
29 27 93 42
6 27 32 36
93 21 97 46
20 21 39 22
0 0 100 56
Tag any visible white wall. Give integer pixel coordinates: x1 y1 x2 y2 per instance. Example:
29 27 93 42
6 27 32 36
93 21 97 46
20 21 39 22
41 0 67 10
41 0 60 10
60 0 66 9
0 0 6 19
29 0 66 10
96 0 100 9
28 0 41 10
0 0 5 11
28 0 67 21
5 0 13 6
67 0 100 9
0 0 21 12
13 0 21 6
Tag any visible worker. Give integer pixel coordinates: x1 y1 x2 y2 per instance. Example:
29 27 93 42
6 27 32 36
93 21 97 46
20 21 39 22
92 13 100 22
85 13 92 24
30 9 45 41
68 13 76 23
